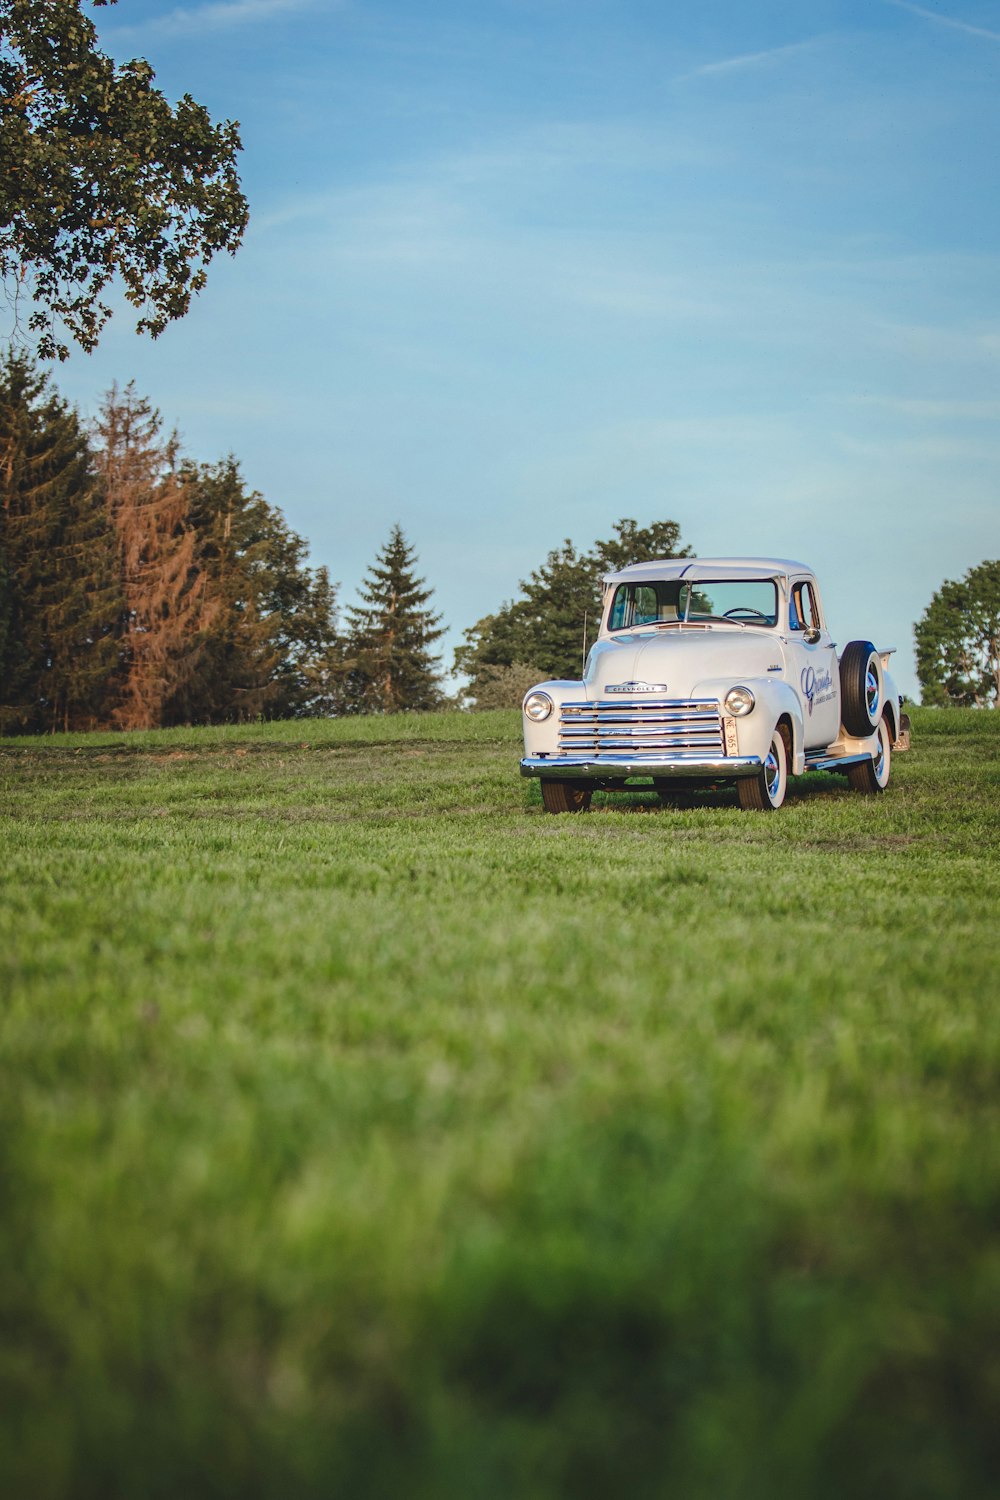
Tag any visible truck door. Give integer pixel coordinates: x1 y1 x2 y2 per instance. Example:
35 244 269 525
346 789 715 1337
783 577 841 748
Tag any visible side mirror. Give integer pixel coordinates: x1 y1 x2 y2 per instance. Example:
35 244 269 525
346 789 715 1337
803 626 821 644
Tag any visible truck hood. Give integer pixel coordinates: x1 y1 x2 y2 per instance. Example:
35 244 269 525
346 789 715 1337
585 627 782 698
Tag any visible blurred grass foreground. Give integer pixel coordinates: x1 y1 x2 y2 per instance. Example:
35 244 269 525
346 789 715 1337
1 707 998 1498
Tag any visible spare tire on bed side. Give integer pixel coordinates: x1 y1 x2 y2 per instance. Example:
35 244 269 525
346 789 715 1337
839 640 883 737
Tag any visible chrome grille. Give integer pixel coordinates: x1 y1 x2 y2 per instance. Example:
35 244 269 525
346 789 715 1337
558 698 724 759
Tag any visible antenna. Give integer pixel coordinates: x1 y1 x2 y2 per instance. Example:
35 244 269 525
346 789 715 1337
582 611 589 674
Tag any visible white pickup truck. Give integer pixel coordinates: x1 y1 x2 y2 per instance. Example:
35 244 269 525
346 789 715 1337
520 556 910 812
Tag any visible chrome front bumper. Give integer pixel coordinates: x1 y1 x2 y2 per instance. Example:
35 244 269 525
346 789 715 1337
520 755 763 781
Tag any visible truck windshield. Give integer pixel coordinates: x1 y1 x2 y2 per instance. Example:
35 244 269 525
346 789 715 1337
608 579 778 630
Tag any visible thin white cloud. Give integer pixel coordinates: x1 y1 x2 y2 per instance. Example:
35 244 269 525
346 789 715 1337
254 119 722 234
836 432 998 463
841 395 1000 421
884 0 1000 44
678 37 822 81
109 0 327 42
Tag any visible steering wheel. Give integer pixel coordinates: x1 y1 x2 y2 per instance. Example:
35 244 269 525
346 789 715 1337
723 607 770 621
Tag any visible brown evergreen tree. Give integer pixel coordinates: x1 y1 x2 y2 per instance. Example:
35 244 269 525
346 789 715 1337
92 383 211 730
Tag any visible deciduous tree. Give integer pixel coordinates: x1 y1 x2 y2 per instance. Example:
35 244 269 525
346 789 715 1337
1 0 248 359
915 560 1000 707
461 660 548 711
455 517 689 700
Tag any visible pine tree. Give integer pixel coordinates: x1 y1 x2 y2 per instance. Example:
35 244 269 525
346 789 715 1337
344 525 445 713
175 459 341 723
455 517 689 700
280 562 344 717
0 354 121 732
92 383 209 730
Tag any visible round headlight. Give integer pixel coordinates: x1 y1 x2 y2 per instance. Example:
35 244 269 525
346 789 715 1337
523 690 554 722
724 686 755 717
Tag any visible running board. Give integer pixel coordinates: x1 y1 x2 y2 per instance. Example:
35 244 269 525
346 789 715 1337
804 750 874 773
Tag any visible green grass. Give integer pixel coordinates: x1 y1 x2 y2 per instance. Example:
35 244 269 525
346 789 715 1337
1 708 998 1499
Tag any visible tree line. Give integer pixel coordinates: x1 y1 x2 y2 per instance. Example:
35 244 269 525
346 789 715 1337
0 356 700 733
0 355 445 732
2 353 996 732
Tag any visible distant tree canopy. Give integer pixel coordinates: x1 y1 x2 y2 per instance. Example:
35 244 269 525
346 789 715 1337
456 518 689 704
915 559 1000 708
0 0 248 358
0 354 340 732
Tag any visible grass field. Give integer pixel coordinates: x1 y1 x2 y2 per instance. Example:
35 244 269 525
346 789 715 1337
1 707 998 1499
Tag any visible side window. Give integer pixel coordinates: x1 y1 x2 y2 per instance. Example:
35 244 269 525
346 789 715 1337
609 586 629 631
790 581 821 633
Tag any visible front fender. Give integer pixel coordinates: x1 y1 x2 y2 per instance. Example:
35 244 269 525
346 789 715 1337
521 679 584 756
692 675 806 774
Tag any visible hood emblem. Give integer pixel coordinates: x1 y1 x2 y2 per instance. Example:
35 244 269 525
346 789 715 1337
605 681 667 694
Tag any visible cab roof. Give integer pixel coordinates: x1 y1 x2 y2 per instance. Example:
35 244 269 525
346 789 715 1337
602 556 813 586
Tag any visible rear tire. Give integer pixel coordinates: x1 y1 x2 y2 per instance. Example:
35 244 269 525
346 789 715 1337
840 641 883 737
540 779 593 814
737 726 788 811
847 713 892 794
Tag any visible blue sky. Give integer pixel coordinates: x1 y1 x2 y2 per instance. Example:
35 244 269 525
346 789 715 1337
52 0 1000 698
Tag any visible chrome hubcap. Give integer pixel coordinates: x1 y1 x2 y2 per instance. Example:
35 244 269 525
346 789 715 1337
764 746 781 801
865 666 880 720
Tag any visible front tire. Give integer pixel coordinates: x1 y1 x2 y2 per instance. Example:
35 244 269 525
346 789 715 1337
737 726 788 811
847 713 892 794
540 779 593 814
840 641 883 737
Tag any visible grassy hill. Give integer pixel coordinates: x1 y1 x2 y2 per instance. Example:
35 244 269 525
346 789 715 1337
2 708 998 1498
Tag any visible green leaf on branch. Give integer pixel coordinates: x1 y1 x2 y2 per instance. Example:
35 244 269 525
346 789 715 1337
1 0 248 358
